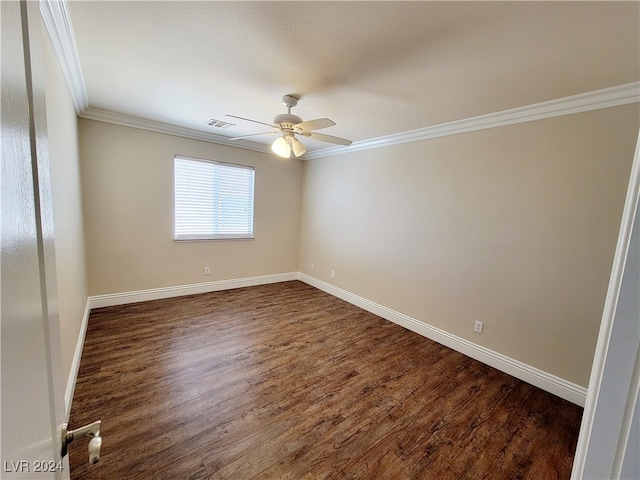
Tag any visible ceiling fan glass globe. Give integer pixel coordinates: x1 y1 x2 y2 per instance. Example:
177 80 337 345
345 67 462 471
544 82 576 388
291 137 307 157
271 136 291 158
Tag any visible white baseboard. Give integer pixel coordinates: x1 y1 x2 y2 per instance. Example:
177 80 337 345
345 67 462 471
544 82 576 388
64 298 91 420
88 272 298 309
297 273 587 406
76 271 586 407
65 273 297 418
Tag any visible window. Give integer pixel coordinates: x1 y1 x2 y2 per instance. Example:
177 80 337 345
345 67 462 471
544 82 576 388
174 156 254 240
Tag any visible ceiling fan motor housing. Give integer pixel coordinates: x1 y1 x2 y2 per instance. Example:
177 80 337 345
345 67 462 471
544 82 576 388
273 113 303 130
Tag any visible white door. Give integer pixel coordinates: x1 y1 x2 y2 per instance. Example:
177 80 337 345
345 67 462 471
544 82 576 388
572 130 640 479
1 1 68 479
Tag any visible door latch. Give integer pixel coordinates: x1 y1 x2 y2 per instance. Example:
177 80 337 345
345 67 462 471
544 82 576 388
60 420 102 465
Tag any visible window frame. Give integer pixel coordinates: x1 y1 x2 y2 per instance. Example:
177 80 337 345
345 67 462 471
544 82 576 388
173 155 255 241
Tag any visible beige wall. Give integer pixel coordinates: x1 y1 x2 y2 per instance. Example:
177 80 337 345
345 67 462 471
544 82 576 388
299 105 639 387
79 119 302 295
43 32 88 387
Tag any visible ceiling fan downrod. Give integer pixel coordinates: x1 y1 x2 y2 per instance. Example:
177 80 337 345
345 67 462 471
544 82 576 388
274 94 303 127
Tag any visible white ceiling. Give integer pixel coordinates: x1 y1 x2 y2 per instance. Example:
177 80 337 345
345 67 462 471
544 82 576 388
66 1 639 155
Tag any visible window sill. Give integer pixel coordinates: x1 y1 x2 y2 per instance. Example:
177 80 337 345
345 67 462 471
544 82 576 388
174 235 254 242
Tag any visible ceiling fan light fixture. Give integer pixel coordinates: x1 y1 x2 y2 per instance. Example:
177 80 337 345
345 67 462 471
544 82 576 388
291 136 307 157
271 136 291 158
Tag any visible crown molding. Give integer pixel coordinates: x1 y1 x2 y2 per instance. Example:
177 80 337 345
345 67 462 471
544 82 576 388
79 82 639 160
305 82 640 159
79 107 273 155
39 0 638 159
40 0 89 113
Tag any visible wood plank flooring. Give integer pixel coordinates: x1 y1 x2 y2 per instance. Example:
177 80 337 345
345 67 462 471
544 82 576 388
69 281 583 479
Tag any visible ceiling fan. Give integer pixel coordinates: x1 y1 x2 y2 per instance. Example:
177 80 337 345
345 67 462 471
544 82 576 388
226 94 352 158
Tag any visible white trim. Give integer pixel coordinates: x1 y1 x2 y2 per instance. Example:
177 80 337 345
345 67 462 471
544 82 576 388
305 82 640 159
88 272 298 309
297 272 587 406
79 107 273 154
39 0 88 113
64 298 91 420
78 83 640 161
67 270 595 418
572 129 640 479
71 271 585 420
613 344 640 479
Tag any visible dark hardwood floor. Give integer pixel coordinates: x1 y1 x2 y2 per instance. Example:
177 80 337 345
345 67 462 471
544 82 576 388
69 281 583 479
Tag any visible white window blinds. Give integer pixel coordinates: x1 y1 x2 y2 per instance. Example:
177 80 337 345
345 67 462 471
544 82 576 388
174 156 254 240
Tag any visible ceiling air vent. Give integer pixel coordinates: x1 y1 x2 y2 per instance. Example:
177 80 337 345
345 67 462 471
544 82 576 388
205 119 235 128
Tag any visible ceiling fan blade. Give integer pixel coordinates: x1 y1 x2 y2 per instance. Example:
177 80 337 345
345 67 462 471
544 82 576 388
228 131 276 141
226 114 276 129
294 118 335 133
301 131 352 146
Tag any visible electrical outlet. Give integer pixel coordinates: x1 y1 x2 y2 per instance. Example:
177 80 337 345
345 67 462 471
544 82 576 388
311 263 315 271
330 270 336 279
204 267 211 275
474 320 484 333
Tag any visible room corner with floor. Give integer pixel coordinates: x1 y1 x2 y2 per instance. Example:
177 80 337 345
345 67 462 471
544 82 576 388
2 1 639 479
